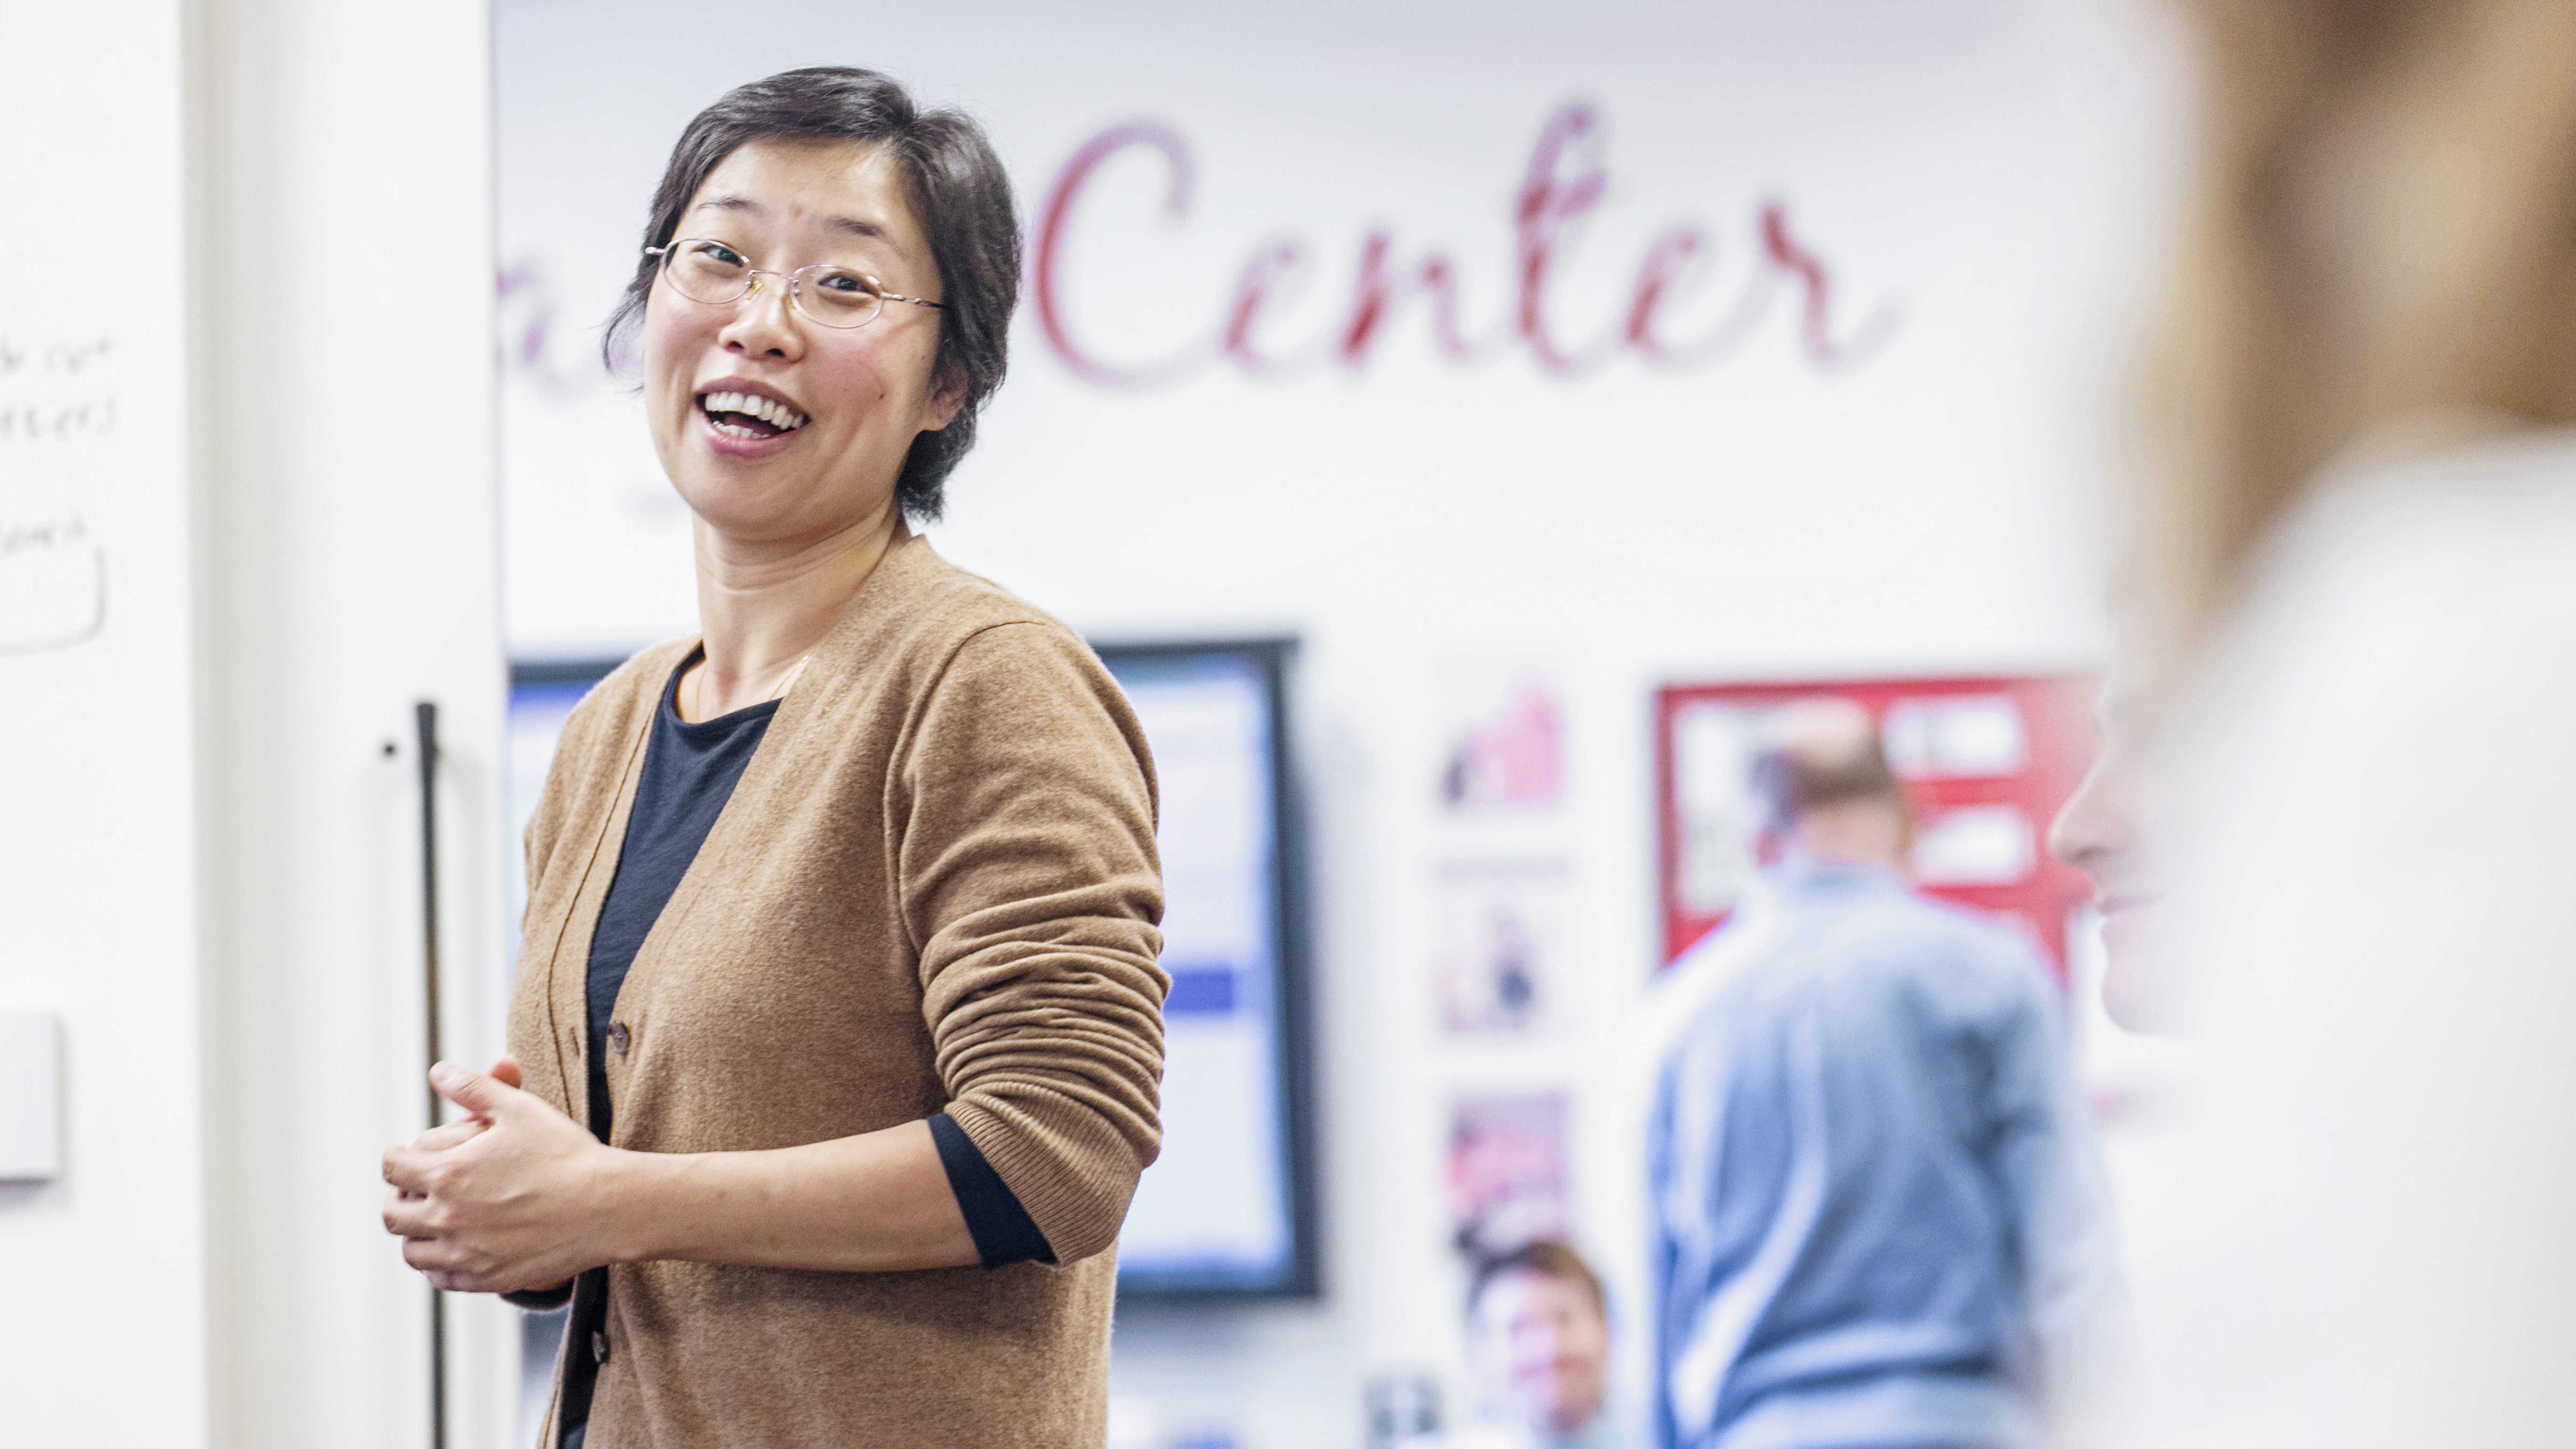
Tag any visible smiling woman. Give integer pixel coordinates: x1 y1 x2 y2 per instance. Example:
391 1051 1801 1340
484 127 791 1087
378 68 1167 1449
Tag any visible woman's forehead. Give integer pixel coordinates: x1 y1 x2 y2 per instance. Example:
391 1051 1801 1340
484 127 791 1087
686 140 922 253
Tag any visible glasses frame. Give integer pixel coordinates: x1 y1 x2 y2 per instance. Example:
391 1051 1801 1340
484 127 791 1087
644 238 944 330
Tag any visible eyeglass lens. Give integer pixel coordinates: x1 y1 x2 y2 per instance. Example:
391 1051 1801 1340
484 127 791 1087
662 239 888 329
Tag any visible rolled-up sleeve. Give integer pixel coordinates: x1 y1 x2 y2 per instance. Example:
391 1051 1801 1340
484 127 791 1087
897 622 1168 1264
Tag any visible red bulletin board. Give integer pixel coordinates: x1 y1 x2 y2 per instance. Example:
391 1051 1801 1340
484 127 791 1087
1654 676 2097 979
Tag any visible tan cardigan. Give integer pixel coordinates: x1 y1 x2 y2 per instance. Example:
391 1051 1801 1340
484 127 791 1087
508 538 1166 1447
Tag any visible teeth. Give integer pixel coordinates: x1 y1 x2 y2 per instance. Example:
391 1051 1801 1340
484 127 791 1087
699 390 807 433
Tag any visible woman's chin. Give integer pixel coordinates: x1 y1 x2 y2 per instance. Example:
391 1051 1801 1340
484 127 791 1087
670 470 816 535
2101 908 2185 1033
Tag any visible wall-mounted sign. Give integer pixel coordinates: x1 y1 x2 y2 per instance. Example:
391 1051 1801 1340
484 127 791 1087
1032 103 1900 387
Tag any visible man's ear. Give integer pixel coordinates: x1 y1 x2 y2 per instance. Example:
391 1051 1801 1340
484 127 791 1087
921 362 970 433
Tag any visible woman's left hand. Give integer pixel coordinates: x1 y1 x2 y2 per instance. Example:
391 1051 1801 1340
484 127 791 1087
381 1058 620 1293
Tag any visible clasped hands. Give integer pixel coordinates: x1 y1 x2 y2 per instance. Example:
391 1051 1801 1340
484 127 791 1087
381 1056 616 1295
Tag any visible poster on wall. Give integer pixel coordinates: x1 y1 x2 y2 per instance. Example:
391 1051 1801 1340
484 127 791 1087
1653 675 2095 976
1431 859 1571 1038
1446 1090 1571 1260
1434 664 1568 817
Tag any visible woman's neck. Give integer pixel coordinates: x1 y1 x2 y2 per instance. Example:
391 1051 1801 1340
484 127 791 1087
685 509 910 720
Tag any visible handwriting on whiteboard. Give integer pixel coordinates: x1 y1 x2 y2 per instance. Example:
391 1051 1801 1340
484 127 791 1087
0 334 119 443
0 332 117 654
0 515 105 655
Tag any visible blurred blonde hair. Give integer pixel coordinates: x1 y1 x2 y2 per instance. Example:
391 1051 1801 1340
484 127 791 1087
2148 0 2576 650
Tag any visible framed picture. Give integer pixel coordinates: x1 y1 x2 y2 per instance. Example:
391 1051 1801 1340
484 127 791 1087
1653 675 2096 976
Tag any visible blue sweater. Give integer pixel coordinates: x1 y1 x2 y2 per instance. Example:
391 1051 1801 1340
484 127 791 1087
1648 862 2115 1449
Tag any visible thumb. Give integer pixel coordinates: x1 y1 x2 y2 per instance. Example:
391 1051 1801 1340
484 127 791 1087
488 1055 525 1091
430 1061 516 1123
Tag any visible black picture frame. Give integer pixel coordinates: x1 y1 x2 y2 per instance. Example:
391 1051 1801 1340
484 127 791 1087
1093 637 1321 1302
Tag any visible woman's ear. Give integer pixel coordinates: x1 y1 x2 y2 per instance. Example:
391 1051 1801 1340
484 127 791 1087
920 362 970 433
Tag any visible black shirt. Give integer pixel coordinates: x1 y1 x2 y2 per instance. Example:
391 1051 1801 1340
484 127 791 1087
525 650 1052 1445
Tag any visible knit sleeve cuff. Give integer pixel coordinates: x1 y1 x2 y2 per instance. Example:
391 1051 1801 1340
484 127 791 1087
928 1110 1057 1269
501 1279 575 1312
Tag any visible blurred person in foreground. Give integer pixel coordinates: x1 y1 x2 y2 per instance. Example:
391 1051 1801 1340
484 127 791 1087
1448 1240 1625 1449
2084 1 2576 1442
2045 650 2179 1035
1648 702 2121 1449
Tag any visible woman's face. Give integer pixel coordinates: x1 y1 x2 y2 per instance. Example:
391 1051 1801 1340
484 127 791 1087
642 139 962 545
2048 670 2173 1030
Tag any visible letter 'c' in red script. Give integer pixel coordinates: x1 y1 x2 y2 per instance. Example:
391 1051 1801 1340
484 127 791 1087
1030 123 1212 387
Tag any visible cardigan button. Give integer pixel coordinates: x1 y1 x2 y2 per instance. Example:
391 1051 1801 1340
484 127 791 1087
607 1021 629 1054
591 1329 608 1364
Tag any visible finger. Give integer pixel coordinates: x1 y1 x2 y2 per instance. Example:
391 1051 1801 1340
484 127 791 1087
383 1188 439 1240
382 1144 441 1197
406 1119 487 1155
406 1241 499 1293
489 1055 525 1091
429 1061 516 1122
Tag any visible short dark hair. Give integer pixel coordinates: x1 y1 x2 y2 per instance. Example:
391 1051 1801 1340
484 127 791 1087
605 67 1021 522
1467 1239 1607 1320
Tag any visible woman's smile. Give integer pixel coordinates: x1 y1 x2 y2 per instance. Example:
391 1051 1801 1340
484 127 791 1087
693 378 813 458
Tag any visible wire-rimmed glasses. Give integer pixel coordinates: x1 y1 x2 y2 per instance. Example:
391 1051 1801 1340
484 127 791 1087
645 238 943 329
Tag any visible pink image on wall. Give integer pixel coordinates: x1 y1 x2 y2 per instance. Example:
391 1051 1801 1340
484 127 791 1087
1439 672 1565 813
1446 1091 1571 1259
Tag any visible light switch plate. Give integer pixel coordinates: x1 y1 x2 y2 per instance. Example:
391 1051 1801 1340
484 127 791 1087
0 1012 64 1183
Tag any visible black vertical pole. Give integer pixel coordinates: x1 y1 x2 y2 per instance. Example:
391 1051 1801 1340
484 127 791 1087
415 701 447 1449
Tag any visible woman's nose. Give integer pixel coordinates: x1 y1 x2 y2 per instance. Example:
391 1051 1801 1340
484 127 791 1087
2048 760 2124 871
722 276 801 357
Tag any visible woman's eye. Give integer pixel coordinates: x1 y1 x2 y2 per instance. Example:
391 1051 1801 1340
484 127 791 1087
817 271 873 295
691 242 746 268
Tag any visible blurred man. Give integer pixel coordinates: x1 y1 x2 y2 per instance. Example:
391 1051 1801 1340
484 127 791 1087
1455 1240 1621 1449
1648 700 2120 1449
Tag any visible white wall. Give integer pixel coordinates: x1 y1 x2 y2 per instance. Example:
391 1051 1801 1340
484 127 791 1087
491 3 2188 1445
0 3 210 1439
193 0 514 1443
1 2 514 1446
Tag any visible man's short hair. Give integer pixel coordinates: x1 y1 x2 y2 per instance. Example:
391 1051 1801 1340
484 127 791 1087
1467 1238 1607 1319
1747 698 1904 836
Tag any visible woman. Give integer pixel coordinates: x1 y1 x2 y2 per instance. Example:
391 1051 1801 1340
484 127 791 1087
2045 647 2181 1032
2081 3 2576 1443
380 69 1167 1447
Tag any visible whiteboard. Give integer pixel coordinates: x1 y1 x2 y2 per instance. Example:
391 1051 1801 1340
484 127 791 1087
0 1 214 1441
